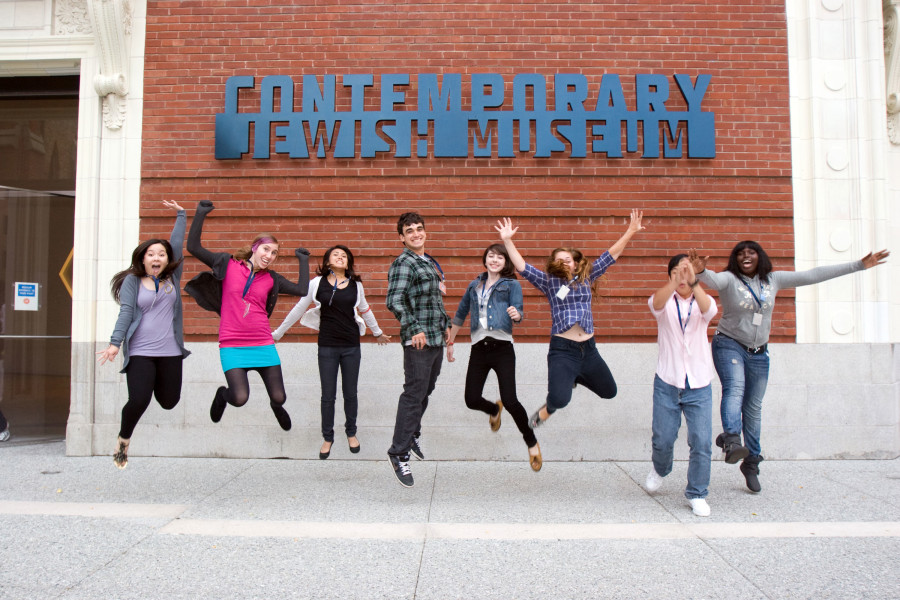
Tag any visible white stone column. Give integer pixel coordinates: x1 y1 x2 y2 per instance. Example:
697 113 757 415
787 0 894 343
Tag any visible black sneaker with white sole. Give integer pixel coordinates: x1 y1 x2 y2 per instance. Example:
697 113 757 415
389 454 414 487
410 435 425 460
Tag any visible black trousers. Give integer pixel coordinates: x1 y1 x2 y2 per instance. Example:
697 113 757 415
465 338 537 447
388 345 442 457
120 355 183 439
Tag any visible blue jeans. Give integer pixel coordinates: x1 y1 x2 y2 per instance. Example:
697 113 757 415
711 334 769 457
546 336 616 413
388 345 443 457
318 345 361 442
651 375 712 500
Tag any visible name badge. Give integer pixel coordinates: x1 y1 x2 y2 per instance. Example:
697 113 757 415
479 315 488 330
752 312 763 326
556 285 570 300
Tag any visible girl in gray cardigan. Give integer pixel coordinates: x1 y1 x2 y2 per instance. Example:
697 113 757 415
97 201 190 469
690 242 888 492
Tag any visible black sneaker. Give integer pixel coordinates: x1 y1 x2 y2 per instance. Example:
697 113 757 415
389 454 414 487
210 386 227 423
410 435 425 461
270 402 292 431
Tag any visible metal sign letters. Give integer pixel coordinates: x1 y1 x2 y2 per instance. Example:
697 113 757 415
215 73 715 160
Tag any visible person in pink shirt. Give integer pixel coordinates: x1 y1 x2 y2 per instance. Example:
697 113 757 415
644 254 717 517
185 201 309 431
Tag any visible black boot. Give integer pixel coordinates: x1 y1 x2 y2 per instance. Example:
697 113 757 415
740 455 763 493
715 432 750 464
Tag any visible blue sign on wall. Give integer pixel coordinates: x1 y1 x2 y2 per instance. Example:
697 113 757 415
215 73 715 160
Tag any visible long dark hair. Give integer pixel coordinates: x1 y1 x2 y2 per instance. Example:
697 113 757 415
725 240 773 283
110 238 182 303
316 244 362 283
482 243 517 278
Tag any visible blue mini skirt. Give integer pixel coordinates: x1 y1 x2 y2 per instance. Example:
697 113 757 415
220 344 281 372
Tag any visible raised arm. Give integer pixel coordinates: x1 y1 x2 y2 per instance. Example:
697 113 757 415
607 209 645 260
186 200 219 268
682 261 712 313
495 218 527 272
163 200 186 265
275 248 311 297
651 268 680 311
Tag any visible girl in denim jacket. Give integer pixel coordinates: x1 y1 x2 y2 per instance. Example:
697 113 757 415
448 244 541 471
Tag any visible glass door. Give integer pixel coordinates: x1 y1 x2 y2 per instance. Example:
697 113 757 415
0 76 78 438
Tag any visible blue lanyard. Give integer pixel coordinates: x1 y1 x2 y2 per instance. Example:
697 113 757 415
424 253 444 280
328 270 349 306
242 262 256 300
481 277 500 303
150 276 160 293
675 295 694 335
739 276 763 309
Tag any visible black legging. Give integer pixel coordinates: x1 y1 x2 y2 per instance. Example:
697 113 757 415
120 355 183 439
464 338 537 448
221 364 287 407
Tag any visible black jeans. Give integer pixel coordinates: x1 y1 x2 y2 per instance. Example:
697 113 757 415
546 336 617 414
318 345 361 442
0 408 7 432
120 355 183 439
465 338 537 447
388 345 443 457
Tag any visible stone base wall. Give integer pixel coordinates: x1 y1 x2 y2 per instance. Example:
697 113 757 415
67 343 900 461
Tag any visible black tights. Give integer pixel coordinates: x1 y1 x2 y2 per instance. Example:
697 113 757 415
222 365 287 407
120 355 183 439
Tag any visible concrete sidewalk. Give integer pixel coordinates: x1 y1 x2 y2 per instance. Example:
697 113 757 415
1 438 899 599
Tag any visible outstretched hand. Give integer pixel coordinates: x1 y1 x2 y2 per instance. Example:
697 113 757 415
688 248 708 274
861 249 890 269
495 218 518 241
626 209 645 235
163 200 184 212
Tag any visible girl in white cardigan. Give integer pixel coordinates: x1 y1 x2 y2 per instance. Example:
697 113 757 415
273 245 390 458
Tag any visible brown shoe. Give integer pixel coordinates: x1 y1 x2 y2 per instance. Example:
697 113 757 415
489 400 503 432
113 437 130 470
529 443 542 472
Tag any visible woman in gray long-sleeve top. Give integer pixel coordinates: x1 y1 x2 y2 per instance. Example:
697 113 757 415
690 242 888 493
97 201 191 469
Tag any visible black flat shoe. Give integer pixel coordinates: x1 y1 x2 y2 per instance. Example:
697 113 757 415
348 437 361 454
319 441 332 460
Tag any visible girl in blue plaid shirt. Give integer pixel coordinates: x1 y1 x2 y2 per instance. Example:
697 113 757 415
497 211 644 429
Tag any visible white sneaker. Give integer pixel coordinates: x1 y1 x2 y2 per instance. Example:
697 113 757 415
645 469 664 492
689 498 711 517
0 427 9 442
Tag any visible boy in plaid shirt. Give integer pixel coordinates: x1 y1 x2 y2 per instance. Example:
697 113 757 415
385 212 450 487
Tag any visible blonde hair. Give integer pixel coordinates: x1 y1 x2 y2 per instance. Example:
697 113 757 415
234 234 279 263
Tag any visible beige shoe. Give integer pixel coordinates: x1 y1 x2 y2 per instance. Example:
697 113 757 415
489 400 503 432
529 443 542 472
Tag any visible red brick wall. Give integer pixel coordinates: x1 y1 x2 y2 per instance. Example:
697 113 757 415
141 0 794 343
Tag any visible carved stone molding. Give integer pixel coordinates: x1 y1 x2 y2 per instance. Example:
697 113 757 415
885 0 900 143
55 0 93 35
87 0 132 130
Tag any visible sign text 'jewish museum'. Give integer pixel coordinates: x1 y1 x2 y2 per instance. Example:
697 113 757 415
215 74 715 160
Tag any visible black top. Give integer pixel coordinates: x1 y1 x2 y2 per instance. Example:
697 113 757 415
316 281 359 347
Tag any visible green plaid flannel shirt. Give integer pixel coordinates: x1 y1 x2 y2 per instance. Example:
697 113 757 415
386 248 450 346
